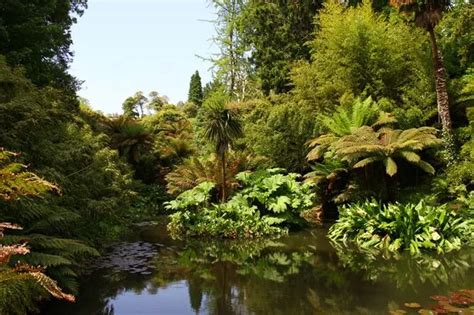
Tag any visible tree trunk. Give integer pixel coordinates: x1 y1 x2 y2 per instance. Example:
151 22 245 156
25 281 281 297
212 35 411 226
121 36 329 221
428 27 455 161
221 151 227 203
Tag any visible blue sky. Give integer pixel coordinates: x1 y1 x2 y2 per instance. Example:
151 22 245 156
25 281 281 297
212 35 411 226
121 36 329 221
70 0 217 114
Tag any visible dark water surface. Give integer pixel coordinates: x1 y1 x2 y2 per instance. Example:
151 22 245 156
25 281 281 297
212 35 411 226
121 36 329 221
42 222 474 315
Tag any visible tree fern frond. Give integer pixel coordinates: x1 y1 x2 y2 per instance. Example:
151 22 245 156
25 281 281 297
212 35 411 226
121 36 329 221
414 160 436 175
384 157 398 177
397 151 421 163
18 252 73 268
352 157 382 169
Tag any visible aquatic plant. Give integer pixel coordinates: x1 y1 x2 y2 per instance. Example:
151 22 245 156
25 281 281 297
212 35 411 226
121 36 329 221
329 200 473 255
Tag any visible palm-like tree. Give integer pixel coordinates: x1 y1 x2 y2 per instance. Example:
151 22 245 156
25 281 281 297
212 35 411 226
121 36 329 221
203 97 243 202
105 116 153 164
390 0 454 153
165 151 263 200
307 97 395 161
335 126 442 176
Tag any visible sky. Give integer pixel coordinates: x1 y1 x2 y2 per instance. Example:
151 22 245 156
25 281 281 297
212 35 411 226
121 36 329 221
70 0 217 114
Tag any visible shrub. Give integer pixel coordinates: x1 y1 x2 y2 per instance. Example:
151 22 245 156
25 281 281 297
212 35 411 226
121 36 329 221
166 182 284 239
328 200 473 255
234 169 315 226
165 169 316 239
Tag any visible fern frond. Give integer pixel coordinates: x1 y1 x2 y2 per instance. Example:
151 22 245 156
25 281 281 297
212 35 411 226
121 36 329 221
384 157 398 177
352 157 382 169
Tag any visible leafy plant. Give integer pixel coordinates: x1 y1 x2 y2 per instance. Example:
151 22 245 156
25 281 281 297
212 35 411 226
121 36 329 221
335 126 441 177
165 169 316 239
165 152 266 197
329 200 473 255
166 182 284 239
0 149 78 314
234 169 316 226
307 97 395 161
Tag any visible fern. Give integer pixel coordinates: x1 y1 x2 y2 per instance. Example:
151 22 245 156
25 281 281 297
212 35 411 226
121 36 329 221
307 97 395 161
0 149 96 314
166 152 266 197
335 126 442 176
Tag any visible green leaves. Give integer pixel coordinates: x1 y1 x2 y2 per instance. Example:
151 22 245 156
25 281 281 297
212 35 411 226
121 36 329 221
329 200 474 255
166 169 315 239
235 169 315 219
334 126 441 176
165 182 215 212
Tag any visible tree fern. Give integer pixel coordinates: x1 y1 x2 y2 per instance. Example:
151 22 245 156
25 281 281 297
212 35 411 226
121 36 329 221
166 152 266 197
307 97 395 161
335 126 442 176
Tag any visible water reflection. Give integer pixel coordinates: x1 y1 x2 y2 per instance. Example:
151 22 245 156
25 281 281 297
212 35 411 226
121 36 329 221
43 226 474 315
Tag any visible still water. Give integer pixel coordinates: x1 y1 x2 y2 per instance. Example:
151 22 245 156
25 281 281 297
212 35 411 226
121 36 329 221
43 222 474 315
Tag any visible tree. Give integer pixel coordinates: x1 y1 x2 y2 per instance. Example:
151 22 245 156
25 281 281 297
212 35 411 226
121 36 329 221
307 97 396 161
209 0 250 100
240 97 317 173
291 1 435 126
390 0 455 157
105 116 153 166
202 92 243 202
188 71 204 106
336 126 441 177
242 0 323 94
148 91 167 113
0 0 87 100
122 91 148 118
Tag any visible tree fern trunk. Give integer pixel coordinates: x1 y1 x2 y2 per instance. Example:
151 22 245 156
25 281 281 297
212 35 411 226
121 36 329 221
221 151 227 203
428 27 455 161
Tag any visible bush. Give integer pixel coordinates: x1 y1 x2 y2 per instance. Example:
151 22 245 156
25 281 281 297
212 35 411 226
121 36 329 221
166 169 316 239
328 200 473 255
166 182 284 238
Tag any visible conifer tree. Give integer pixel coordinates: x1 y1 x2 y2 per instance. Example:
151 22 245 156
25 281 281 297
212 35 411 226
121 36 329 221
188 71 204 106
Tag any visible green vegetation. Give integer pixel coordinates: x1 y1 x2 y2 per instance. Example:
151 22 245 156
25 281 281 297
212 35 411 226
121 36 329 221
1 0 473 312
0 149 83 314
166 169 315 238
329 200 473 254
188 71 203 106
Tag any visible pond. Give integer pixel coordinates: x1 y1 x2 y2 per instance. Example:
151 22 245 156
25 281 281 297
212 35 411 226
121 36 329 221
42 221 474 315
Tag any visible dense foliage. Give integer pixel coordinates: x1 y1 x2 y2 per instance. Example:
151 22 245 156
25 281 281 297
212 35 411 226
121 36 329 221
1 0 473 311
166 169 315 239
0 0 88 103
329 200 474 254
0 149 83 315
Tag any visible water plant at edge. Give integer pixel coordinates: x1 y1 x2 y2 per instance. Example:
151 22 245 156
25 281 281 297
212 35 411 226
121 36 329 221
165 169 316 239
328 200 473 255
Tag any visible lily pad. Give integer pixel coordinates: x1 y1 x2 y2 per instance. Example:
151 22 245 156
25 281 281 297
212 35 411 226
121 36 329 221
430 295 449 302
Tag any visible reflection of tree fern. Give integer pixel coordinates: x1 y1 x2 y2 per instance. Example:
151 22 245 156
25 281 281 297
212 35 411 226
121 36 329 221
333 244 474 290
